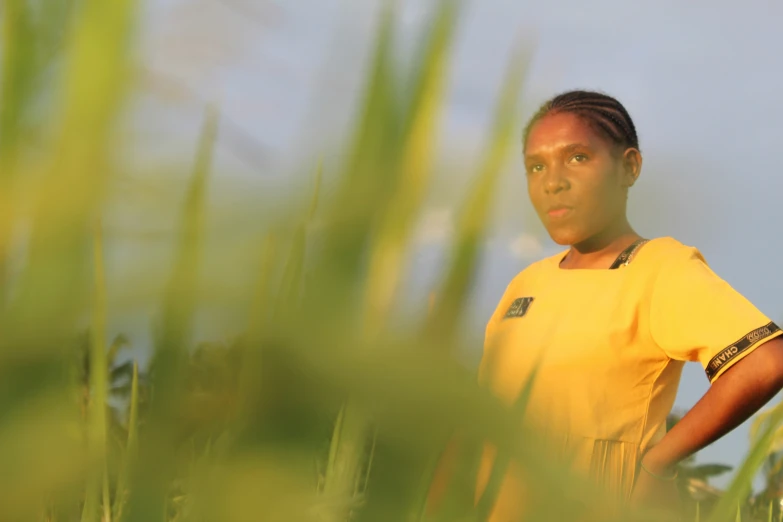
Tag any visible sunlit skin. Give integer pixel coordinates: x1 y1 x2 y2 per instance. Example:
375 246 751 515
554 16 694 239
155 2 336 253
525 111 783 511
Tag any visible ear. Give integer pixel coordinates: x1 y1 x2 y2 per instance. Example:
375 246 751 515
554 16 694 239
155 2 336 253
620 148 642 188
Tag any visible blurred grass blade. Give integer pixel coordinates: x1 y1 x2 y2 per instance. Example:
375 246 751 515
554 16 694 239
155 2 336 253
276 161 322 319
0 0 38 301
473 366 539 522
0 0 74 290
305 2 400 333
750 402 783 454
1 0 138 349
426 367 539 522
315 10 401 519
423 46 529 347
82 224 109 522
362 0 460 336
707 400 783 522
236 233 278 420
431 437 483 521
413 42 531 522
324 404 346 491
329 3 399 224
126 105 218 522
308 158 323 221
410 443 451 522
153 104 218 376
113 362 140 522
103 462 112 522
320 399 372 522
0 0 37 154
321 5 464 521
107 334 130 369
247 233 279 341
358 428 377 496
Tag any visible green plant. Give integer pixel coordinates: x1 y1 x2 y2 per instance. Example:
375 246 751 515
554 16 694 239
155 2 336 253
5 2 783 522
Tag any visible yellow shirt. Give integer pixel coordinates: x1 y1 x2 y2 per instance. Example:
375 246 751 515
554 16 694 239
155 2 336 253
477 237 782 519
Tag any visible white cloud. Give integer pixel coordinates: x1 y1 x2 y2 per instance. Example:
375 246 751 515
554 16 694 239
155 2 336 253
508 233 543 260
414 208 454 246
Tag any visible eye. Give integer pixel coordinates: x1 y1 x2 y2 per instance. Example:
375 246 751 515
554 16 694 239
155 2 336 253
570 153 588 163
527 163 544 174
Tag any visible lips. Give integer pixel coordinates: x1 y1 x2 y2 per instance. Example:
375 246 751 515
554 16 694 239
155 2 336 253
546 205 573 218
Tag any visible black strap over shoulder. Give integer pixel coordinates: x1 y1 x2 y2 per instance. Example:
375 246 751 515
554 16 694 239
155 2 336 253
609 238 649 269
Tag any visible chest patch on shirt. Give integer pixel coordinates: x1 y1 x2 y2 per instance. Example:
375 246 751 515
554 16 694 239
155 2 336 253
504 297 535 319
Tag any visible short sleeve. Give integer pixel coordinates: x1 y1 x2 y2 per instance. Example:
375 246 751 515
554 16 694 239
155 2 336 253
650 248 782 383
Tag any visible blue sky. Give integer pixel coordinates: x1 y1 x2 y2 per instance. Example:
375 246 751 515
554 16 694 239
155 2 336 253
129 0 783 488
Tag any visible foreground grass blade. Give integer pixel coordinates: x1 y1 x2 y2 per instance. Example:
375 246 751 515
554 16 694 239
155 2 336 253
309 158 323 221
125 105 218 522
750 402 783 455
316 9 400 522
103 462 112 522
0 0 39 301
305 2 400 336
423 45 529 348
82 225 110 522
325 404 347 491
708 400 783 522
236 233 278 422
113 362 140 521
1 0 137 352
410 443 451 522
153 104 218 377
320 399 372 522
276 161 322 320
362 0 460 337
322 5 464 522
424 367 540 522
414 41 530 522
473 366 539 522
247 233 278 341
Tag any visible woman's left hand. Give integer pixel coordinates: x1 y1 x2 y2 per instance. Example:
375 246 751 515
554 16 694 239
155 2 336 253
630 456 682 519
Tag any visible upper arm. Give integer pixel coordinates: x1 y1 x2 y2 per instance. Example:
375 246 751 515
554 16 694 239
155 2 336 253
721 336 783 385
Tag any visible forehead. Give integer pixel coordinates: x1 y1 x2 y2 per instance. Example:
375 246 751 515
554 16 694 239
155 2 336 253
525 112 607 156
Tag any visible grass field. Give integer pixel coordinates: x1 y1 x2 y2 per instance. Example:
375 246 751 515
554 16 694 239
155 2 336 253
2 2 783 521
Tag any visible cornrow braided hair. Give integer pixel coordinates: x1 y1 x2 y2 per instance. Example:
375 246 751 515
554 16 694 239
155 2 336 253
523 90 640 154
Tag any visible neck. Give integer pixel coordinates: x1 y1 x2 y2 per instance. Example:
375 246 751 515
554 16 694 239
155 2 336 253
561 218 641 269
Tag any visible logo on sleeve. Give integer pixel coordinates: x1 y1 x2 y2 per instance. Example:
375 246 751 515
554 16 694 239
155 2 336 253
504 297 535 319
705 322 781 381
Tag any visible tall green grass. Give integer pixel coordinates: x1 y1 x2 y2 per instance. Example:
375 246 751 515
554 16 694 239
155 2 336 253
2 1 783 522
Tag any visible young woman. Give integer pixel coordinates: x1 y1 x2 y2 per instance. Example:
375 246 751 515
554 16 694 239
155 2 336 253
475 90 783 519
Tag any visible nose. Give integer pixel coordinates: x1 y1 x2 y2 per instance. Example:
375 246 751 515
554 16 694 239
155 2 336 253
544 166 569 195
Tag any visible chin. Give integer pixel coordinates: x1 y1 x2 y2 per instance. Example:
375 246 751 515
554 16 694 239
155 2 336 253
546 227 583 247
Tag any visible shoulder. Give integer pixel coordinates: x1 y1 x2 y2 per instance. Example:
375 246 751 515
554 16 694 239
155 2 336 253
635 236 709 273
638 237 735 300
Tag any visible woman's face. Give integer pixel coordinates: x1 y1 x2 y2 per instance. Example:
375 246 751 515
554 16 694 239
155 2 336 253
524 111 640 247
